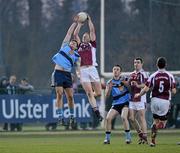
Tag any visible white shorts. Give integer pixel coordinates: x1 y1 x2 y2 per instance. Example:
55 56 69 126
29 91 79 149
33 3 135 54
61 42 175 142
80 66 100 82
129 101 145 110
151 97 170 116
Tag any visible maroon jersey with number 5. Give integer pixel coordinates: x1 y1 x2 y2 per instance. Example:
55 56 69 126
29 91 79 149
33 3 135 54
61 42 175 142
146 69 176 100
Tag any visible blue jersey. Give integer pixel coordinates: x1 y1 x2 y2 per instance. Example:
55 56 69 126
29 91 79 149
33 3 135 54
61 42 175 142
107 78 130 106
52 43 80 72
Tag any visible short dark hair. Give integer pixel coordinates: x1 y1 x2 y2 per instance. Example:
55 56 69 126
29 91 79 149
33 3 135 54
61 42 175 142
157 57 166 69
71 39 79 48
135 57 143 63
21 77 28 81
113 64 122 71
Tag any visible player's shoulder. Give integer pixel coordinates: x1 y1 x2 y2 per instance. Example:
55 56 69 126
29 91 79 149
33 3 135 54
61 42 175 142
107 78 113 84
61 41 69 49
140 69 149 77
129 71 136 76
90 40 96 48
74 50 80 57
149 70 159 77
107 78 120 85
165 70 174 78
120 75 126 80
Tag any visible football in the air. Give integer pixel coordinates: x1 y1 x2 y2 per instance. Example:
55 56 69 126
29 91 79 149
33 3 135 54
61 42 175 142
77 12 88 23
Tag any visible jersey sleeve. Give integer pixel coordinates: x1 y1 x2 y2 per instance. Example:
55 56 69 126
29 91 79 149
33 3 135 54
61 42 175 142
106 79 113 85
90 41 96 48
140 71 149 84
74 51 80 63
61 42 69 49
145 75 153 88
119 75 125 81
144 72 149 82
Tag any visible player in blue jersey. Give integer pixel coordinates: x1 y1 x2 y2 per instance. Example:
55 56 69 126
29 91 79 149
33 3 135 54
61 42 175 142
51 20 80 126
104 65 131 144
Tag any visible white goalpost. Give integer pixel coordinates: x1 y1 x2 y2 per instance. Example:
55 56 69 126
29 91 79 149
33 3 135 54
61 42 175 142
100 0 135 78
100 0 180 78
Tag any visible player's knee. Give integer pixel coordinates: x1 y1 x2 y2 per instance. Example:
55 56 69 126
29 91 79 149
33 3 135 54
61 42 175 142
86 91 94 98
67 95 74 103
129 116 135 122
106 116 112 123
121 116 127 122
95 92 101 97
56 93 63 100
56 89 63 96
139 115 146 122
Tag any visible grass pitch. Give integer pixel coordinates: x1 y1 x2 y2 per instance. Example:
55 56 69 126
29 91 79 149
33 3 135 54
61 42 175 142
0 129 180 153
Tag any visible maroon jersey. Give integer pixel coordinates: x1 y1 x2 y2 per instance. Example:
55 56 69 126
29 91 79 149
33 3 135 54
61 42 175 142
146 70 176 100
78 41 98 66
129 69 149 102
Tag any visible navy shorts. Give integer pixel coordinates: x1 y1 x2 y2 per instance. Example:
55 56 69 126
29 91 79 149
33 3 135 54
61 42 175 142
153 111 169 121
111 101 129 115
52 70 72 88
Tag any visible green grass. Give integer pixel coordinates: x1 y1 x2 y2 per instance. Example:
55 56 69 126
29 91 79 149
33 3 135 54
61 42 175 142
0 130 180 153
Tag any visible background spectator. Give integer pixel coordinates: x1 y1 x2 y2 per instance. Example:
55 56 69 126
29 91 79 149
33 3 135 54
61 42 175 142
6 75 22 131
0 76 8 95
19 77 34 94
0 76 8 131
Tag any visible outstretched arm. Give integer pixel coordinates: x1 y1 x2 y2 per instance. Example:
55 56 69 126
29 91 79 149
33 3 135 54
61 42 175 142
87 15 96 41
75 57 81 78
74 22 83 45
62 22 77 44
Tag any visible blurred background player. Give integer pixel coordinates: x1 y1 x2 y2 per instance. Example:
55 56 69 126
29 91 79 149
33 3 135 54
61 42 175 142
74 14 103 121
128 57 148 144
104 65 131 144
135 57 176 147
51 19 80 126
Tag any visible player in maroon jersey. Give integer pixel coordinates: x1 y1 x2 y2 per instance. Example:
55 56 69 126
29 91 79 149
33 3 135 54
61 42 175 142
135 57 176 147
128 57 149 144
73 14 103 121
